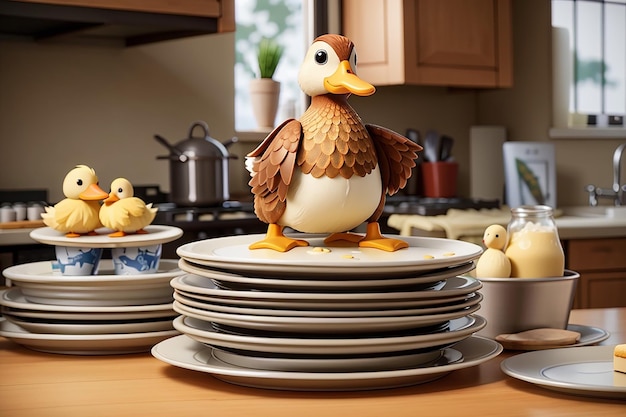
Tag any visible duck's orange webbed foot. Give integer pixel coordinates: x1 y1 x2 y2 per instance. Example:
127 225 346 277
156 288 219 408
358 222 409 252
324 232 363 245
108 231 127 238
249 224 308 252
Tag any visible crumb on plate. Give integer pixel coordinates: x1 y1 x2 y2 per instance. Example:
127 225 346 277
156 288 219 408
308 247 331 254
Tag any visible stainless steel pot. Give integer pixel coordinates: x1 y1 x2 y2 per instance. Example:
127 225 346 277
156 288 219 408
155 121 237 207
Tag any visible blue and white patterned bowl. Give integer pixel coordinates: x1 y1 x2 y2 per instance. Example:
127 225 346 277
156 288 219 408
111 244 162 275
53 246 103 276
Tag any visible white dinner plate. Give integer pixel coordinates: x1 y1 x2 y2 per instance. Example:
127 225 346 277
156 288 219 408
2 313 175 335
178 258 475 291
0 288 174 313
173 315 486 355
501 345 626 400
4 259 180 282
173 291 483 318
173 300 481 334
30 225 183 248
210 346 454 373
152 334 502 391
170 274 482 306
1 304 176 322
0 319 179 355
176 234 482 277
174 288 477 311
6 259 179 306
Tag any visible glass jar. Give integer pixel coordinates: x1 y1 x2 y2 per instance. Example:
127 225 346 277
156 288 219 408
504 205 565 278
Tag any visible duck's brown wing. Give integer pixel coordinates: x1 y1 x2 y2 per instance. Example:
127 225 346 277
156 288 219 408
247 119 302 224
366 124 422 196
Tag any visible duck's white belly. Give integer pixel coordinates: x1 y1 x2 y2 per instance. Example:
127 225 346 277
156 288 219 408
280 168 382 233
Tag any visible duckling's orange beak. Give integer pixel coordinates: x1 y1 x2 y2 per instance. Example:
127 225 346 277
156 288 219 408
79 183 109 201
324 60 375 96
103 193 120 206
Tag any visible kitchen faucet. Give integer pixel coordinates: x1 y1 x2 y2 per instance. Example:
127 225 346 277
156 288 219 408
586 143 626 206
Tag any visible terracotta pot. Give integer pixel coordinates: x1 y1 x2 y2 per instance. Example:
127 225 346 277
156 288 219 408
249 78 280 130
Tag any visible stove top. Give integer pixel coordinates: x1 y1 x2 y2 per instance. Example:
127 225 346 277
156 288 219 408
154 200 256 222
384 196 500 216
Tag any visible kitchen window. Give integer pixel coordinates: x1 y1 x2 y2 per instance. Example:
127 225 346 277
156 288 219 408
551 0 626 137
234 0 308 132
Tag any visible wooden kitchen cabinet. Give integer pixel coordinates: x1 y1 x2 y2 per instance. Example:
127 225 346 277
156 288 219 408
1 0 234 45
566 238 626 309
342 0 513 88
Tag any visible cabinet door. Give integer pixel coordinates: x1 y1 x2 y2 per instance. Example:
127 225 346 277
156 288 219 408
567 238 626 309
343 0 512 88
407 0 512 87
14 0 224 17
343 0 407 84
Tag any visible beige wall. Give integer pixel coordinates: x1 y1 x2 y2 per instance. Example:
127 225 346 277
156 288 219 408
0 33 238 202
0 0 624 207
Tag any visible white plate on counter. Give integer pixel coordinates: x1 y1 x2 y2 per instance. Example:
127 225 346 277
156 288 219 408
501 345 626 400
151 334 502 391
5 259 178 306
173 315 486 355
173 291 482 318
30 225 183 248
170 274 482 305
4 259 180 282
176 235 482 277
0 288 174 314
1 304 176 322
178 258 475 291
2 313 175 335
174 288 477 311
0 319 179 355
210 345 454 373
173 300 481 334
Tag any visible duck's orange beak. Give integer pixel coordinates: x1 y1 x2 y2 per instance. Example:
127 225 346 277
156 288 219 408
103 193 120 205
324 60 375 96
79 183 109 201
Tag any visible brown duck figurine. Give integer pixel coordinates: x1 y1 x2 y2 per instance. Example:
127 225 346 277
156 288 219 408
247 34 422 252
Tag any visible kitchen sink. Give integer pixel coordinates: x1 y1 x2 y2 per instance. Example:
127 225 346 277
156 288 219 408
560 206 626 218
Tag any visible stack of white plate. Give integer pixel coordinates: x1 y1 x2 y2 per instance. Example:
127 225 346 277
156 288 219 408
152 234 503 391
0 226 183 355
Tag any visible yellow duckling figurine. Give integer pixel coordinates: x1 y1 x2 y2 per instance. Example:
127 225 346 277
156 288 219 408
475 224 511 278
99 177 157 237
42 165 109 237
246 34 421 252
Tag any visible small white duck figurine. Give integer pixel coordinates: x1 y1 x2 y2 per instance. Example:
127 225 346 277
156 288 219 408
41 165 109 237
246 34 421 252
475 224 511 278
99 178 157 237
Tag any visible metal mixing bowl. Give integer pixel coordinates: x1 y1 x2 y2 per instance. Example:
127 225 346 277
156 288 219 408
476 270 579 339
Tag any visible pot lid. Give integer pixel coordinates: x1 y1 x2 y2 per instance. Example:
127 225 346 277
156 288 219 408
174 121 230 158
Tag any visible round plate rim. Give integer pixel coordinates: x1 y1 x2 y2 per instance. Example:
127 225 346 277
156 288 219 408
29 225 183 248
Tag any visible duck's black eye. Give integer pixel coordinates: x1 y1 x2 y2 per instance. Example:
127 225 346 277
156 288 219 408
117 187 123 193
76 179 83 186
495 234 499 238
315 49 327 65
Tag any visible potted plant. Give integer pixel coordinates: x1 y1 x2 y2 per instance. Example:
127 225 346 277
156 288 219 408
249 38 284 130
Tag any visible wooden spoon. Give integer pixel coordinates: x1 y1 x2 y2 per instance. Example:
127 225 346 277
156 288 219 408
495 328 581 350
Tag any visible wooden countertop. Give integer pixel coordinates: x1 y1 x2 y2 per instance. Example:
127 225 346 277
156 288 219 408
1 308 624 416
